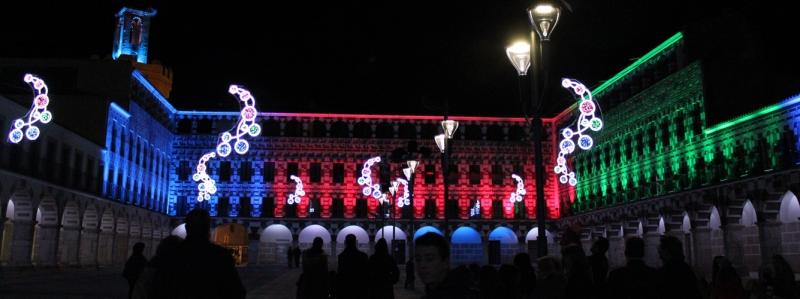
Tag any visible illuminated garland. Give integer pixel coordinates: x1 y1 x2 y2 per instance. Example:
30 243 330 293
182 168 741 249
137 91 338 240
554 78 603 186
195 85 260 202
470 200 481 217
508 174 526 203
357 156 387 203
287 175 305 205
392 178 410 207
8 74 53 143
193 152 218 202
216 85 261 157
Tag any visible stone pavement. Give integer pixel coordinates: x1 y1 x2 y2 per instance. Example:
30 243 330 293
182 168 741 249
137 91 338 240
247 265 425 299
0 264 425 299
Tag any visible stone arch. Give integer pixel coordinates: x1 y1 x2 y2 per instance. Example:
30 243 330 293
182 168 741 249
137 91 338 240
740 200 757 227
31 196 58 266
709 206 722 230
413 226 443 240
336 225 370 255
113 214 129 264
79 204 99 266
298 224 332 254
171 223 187 239
778 191 800 224
58 201 80 266
488 226 517 265
778 191 800 267
97 208 115 266
1 192 34 266
213 223 249 265
374 225 407 254
451 226 483 266
525 227 555 244
681 212 691 234
258 224 292 264
657 216 666 235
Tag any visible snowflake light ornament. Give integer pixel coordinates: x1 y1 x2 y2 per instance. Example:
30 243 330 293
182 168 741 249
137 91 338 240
392 178 410 208
286 175 306 205
357 156 388 203
8 74 53 143
216 85 261 157
554 78 603 186
193 152 217 202
509 174 526 203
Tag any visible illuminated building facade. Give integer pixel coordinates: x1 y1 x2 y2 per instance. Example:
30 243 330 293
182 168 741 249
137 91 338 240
1 7 798 274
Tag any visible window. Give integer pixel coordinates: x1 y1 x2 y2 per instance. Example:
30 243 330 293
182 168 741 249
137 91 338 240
355 163 363 179
262 197 275 218
310 163 321 183
263 162 275 183
332 163 344 184
287 163 298 182
240 161 252 182
308 198 321 218
492 200 504 219
492 164 504 185
311 121 326 138
218 197 230 217
425 199 437 219
446 163 459 185
446 199 458 219
379 163 391 188
331 198 344 218
197 119 212 134
284 201 297 218
240 197 251 218
178 161 190 181
513 164 525 179
356 198 368 218
219 161 231 182
469 165 481 185
424 164 436 185
177 119 192 134
130 17 143 45
73 151 84 189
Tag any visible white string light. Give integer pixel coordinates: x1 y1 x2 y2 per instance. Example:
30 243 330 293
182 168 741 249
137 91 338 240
216 85 261 157
287 175 305 205
193 152 217 202
509 174 526 203
8 74 52 143
470 200 481 217
357 156 387 203
554 78 603 186
394 178 410 207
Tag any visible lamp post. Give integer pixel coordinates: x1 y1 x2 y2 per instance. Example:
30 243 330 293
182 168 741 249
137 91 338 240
403 160 418 256
435 119 459 238
505 1 561 258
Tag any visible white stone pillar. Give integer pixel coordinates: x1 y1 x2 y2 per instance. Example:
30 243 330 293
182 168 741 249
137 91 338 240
32 224 59 266
58 226 81 266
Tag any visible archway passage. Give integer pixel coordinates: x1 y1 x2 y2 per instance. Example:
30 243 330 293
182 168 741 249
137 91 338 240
450 226 483 266
213 223 249 266
258 224 292 264
336 225 370 255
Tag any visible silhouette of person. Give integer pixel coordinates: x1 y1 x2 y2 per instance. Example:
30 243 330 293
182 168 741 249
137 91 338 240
657 235 701 299
405 260 416 290
368 238 400 299
561 244 593 299
606 237 659 299
288 245 294 268
770 254 799 299
478 265 501 299
497 264 519 299
535 255 566 299
588 237 609 290
514 253 537 299
337 234 368 299
415 232 478 299
132 235 182 299
123 242 148 299
293 245 302 268
298 237 329 299
709 256 744 299
172 208 245 299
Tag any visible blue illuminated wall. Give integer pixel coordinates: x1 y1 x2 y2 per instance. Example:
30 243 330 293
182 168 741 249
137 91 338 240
112 8 157 64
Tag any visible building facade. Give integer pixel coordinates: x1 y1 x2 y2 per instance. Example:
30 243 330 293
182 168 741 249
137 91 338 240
1 7 798 277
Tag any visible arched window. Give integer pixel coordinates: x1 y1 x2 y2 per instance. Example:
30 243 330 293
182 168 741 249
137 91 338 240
130 17 143 46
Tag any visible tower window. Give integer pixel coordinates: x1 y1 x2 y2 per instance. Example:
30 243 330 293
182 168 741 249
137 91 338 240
130 17 143 46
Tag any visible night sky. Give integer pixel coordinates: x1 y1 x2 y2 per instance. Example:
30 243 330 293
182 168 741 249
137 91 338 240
0 1 756 117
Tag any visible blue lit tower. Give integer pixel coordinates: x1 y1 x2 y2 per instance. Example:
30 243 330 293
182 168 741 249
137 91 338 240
112 7 157 64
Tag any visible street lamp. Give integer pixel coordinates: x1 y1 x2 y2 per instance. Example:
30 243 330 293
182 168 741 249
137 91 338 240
435 119 458 238
506 1 561 258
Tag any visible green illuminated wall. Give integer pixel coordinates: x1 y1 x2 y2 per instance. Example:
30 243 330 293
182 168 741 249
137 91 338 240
569 58 800 214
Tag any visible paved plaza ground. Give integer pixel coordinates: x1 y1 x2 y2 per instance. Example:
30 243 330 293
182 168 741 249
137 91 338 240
0 264 424 299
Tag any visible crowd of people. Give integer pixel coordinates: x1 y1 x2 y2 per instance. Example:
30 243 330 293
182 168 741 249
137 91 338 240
122 208 798 299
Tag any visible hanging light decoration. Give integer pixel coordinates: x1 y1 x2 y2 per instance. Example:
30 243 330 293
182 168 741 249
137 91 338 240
8 74 53 143
554 78 603 186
